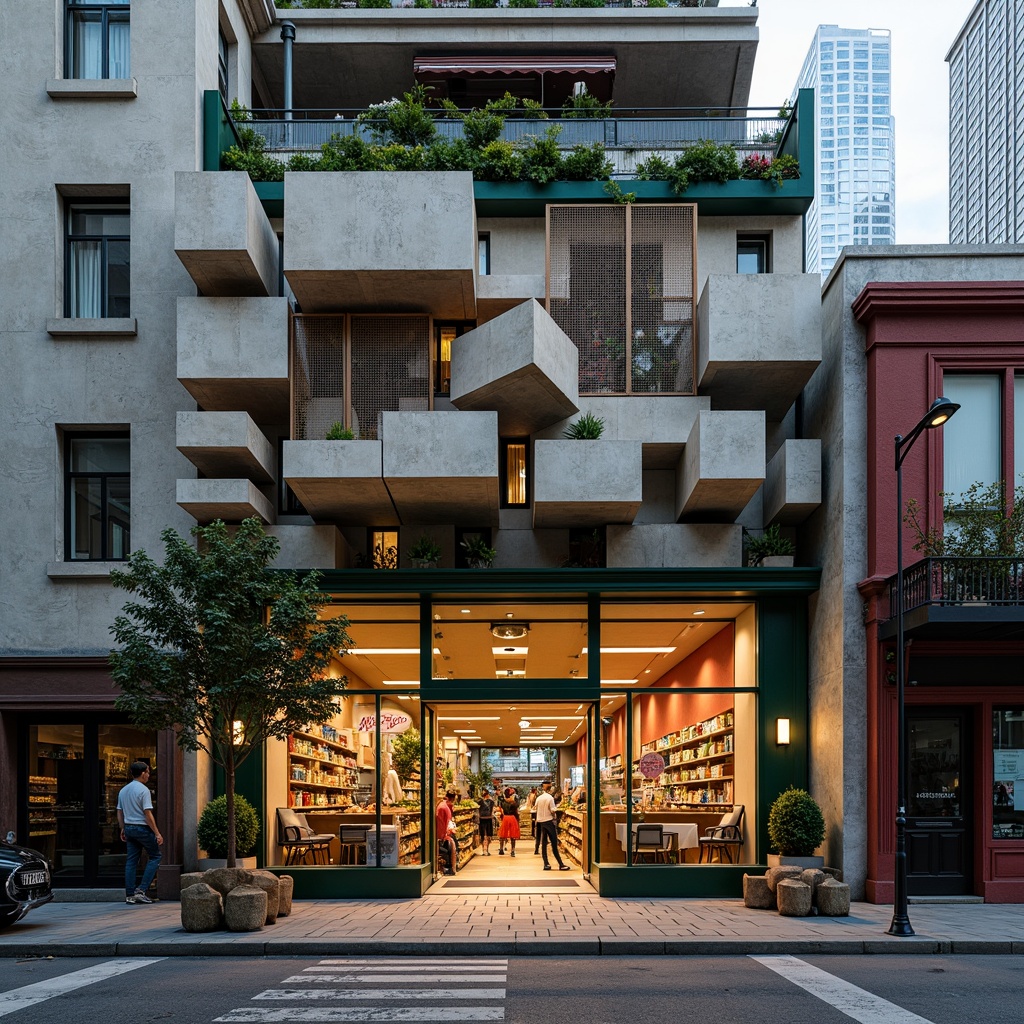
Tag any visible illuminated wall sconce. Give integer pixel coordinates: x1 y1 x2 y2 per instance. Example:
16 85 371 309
776 718 791 746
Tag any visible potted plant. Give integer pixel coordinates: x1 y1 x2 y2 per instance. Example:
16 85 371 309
325 422 355 440
197 793 260 870
390 727 422 785
747 524 796 567
408 536 442 569
766 786 825 868
563 412 606 440
460 534 496 569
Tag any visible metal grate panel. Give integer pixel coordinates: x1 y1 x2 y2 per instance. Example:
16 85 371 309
292 314 346 441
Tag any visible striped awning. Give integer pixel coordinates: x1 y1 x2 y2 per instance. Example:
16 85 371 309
413 56 616 77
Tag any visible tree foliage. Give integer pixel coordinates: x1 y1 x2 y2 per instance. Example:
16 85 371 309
905 480 1024 557
109 518 353 865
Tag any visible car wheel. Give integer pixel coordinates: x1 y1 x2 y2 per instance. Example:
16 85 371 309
0 909 25 931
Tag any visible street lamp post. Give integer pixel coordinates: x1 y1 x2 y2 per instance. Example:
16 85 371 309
888 396 960 937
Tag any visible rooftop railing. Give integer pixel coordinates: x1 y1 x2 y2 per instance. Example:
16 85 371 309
886 557 1024 617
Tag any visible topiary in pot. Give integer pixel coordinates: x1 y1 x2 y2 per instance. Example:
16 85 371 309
197 794 260 860
767 786 825 858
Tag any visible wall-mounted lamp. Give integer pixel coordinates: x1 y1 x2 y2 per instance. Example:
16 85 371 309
776 718 791 746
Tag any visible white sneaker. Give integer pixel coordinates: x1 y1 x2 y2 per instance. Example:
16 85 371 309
125 895 137 904
132 891 154 904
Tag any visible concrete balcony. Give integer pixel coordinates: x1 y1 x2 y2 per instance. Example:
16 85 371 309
607 523 742 568
176 478 275 524
450 300 579 436
677 409 764 521
533 439 643 528
283 171 477 317
381 411 499 525
175 412 274 482
696 274 821 420
174 172 279 296
764 438 822 526
476 274 545 320
177 296 290 422
282 440 396 526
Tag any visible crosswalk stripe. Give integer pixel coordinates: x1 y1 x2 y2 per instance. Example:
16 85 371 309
288 975 507 984
214 1010 504 1022
0 959 165 1018
750 955 937 1024
254 989 506 1001
318 961 507 967
302 966 505 974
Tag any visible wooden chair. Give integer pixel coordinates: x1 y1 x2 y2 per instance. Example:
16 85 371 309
633 823 666 864
295 812 334 864
338 825 369 865
276 807 312 866
698 805 745 863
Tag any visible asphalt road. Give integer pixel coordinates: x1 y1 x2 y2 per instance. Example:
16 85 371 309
0 954 1022 1023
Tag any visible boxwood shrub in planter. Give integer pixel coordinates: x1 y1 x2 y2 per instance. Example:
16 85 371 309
197 793 260 869
767 786 825 868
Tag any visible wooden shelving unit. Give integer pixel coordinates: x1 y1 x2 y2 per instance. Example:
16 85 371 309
557 807 587 867
453 806 478 870
641 710 735 808
288 727 359 809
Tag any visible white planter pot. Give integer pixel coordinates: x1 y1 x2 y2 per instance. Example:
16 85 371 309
760 555 795 568
198 857 257 871
767 853 824 869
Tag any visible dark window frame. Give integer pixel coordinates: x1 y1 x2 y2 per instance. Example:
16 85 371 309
66 0 131 81
478 233 491 276
737 233 772 274
64 198 130 318
218 26 230 104
500 437 530 508
434 321 473 396
64 430 131 562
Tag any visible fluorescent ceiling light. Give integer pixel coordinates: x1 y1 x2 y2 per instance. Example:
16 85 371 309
461 609 471 614
601 679 639 685
582 647 676 654
383 680 419 685
438 716 500 721
453 729 476 733
693 609 706 616
350 648 419 655
491 646 528 656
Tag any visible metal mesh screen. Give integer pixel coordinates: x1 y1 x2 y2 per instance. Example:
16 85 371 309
547 205 695 396
292 314 346 441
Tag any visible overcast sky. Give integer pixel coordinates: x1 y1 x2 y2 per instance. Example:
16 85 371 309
719 0 978 243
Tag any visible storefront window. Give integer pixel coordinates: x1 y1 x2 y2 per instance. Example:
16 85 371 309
993 706 1024 840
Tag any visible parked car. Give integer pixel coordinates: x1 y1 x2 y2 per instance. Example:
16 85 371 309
0 832 53 930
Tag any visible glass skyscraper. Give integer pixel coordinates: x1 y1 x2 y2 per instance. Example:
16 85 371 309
792 26 895 276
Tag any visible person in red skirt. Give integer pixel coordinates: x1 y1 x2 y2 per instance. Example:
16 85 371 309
497 786 520 856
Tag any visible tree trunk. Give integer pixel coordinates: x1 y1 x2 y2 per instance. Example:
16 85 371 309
225 758 236 868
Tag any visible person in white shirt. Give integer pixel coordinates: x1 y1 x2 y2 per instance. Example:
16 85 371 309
116 761 163 904
534 781 569 871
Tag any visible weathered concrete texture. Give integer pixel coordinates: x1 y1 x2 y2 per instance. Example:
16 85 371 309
777 879 813 917
743 873 776 910
765 865 803 893
224 885 267 932
277 875 294 917
816 878 851 916
249 870 281 924
677 410 765 521
533 440 643 527
180 883 223 933
176 411 275 482
607 523 742 568
476 274 546 320
176 478 275 524
174 172 279 296
282 440 397 526
266 525 352 570
177 296 290 422
381 411 499 525
284 172 477 317
697 273 822 419
764 438 822 525
450 300 579 435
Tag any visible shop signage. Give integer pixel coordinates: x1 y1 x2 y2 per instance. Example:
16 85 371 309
355 705 413 734
638 752 666 779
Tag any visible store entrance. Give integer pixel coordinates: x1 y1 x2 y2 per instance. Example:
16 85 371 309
426 700 595 893
906 709 973 896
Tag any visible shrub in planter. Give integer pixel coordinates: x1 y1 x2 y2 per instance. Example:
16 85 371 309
767 787 825 857
197 794 260 860
563 412 606 440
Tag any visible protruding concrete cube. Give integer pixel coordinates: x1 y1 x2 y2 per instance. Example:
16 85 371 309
174 172 279 297
816 877 851 916
283 440 397 526
764 439 822 525
743 873 776 910
607 523 742 568
284 172 477 317
534 440 643 528
176 412 274 482
382 411 499 525
677 410 765 521
224 884 268 932
477 274 546 320
266 525 353 569
176 479 275 524
450 300 579 435
177 297 290 422
697 273 821 419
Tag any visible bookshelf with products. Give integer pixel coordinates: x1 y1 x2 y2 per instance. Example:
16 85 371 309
453 805 479 870
557 807 586 867
287 725 359 809
641 709 735 809
27 776 57 859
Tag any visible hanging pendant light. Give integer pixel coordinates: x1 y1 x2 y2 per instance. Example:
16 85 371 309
490 621 530 640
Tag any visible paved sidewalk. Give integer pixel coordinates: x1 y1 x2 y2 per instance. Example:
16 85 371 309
1 896 1022 958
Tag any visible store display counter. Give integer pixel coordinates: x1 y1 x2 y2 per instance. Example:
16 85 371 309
294 808 422 866
598 810 726 863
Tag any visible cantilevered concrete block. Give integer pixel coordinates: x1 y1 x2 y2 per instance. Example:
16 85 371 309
477 274 546 320
176 412 274 482
177 297 290 422
266 525 352 570
282 440 396 526
176 479 274 524
533 440 643 528
764 438 822 525
284 172 477 317
697 274 821 420
607 523 742 568
174 172 279 296
381 411 499 525
677 410 765 521
450 300 579 435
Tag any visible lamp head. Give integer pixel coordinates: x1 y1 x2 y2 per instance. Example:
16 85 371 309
924 396 960 429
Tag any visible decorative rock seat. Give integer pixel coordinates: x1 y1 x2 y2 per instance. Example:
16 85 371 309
816 877 851 916
180 883 223 933
776 878 813 917
742 873 776 910
224 884 268 932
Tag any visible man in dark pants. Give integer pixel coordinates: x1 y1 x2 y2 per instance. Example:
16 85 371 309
116 761 163 903
534 780 569 871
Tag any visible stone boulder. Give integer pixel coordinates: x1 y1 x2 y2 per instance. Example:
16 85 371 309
800 868 826 904
816 877 851 916
742 873 776 910
776 878 813 917
179 872 206 892
224 884 267 932
765 864 802 893
249 869 281 924
180 883 223 933
277 875 294 917
203 866 255 897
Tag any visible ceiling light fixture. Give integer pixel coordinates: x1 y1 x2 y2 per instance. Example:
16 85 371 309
518 719 531 728
349 648 419 655
581 647 676 654
693 609 706 616
490 621 530 640
601 679 639 685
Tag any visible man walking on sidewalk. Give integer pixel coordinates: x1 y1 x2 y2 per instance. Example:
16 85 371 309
116 760 163 904
535 780 569 871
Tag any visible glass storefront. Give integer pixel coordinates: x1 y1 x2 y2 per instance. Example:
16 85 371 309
993 706 1024 840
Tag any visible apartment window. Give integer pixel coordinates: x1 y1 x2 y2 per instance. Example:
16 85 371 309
435 323 472 396
501 439 529 507
66 1 130 80
943 374 1001 502
478 234 490 276
736 235 770 274
218 27 230 104
369 530 399 569
65 433 130 561
65 201 130 318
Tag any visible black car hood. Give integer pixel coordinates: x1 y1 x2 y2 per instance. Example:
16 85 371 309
0 840 48 870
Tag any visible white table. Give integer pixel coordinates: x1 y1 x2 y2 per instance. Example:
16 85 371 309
615 822 698 860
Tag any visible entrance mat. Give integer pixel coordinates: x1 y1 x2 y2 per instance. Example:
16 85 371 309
440 878 579 887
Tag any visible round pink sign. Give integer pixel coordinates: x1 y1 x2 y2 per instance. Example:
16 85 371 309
637 752 666 779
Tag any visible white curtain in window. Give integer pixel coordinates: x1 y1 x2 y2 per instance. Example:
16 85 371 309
70 241 103 318
943 374 1000 501
72 16 103 79
108 17 130 79
1014 377 1024 489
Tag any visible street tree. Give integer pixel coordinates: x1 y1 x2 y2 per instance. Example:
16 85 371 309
109 517 352 866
